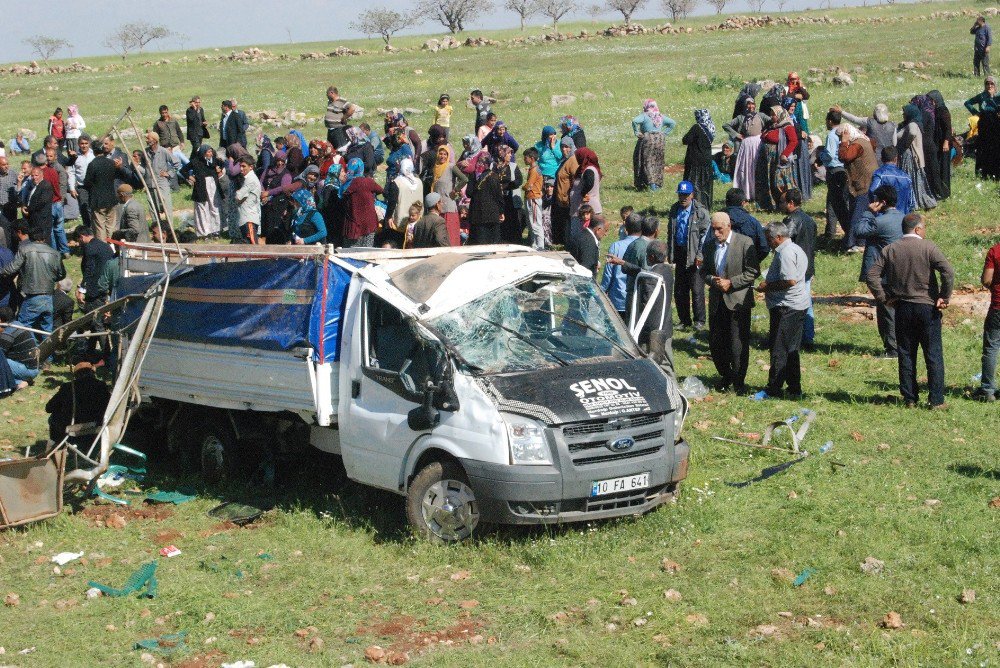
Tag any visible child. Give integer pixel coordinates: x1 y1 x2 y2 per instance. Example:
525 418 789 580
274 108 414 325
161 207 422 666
577 204 594 231
523 147 544 250
619 205 634 240
540 179 554 248
65 105 86 154
434 94 453 141
457 203 470 245
401 202 423 249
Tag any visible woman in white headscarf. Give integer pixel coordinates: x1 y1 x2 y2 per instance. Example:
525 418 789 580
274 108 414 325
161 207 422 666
841 104 896 164
387 157 422 246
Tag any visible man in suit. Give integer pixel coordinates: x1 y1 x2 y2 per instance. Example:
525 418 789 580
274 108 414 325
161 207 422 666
186 96 208 155
567 215 607 279
115 184 149 243
23 165 54 242
219 100 241 149
703 212 760 393
83 145 126 241
854 183 905 358
666 180 711 330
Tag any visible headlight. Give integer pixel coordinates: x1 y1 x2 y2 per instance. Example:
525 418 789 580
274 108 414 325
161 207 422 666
506 419 552 465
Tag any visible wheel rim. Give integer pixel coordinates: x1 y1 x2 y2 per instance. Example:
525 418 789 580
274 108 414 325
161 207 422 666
201 434 226 480
421 478 479 541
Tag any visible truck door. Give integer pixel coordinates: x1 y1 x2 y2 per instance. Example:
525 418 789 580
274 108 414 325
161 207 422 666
341 291 435 491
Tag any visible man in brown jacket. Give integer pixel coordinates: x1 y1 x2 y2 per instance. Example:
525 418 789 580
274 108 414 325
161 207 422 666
866 213 955 409
411 194 450 248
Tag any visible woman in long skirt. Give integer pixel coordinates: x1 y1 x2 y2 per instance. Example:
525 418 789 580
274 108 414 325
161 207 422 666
725 97 768 201
784 97 812 200
682 109 715 209
631 99 675 191
927 90 952 199
897 104 937 210
965 77 1000 179
756 106 798 212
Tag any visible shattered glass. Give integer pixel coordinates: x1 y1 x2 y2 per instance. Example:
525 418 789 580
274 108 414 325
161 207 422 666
430 274 638 374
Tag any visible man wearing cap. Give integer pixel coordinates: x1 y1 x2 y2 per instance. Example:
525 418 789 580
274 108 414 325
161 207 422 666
703 211 760 394
186 96 208 155
411 193 451 248
667 180 711 330
115 184 149 243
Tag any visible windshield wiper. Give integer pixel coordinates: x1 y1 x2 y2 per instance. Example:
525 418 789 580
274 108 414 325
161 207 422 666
477 315 570 367
537 308 637 359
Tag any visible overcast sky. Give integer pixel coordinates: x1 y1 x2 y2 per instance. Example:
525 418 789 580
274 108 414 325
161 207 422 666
10 0 893 63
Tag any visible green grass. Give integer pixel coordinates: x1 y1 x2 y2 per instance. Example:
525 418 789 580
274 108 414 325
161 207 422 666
1 2 999 665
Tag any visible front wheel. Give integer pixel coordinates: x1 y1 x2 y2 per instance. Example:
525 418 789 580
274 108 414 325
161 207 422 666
406 461 481 543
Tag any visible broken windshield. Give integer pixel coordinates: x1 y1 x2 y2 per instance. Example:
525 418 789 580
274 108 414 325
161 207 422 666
429 274 639 374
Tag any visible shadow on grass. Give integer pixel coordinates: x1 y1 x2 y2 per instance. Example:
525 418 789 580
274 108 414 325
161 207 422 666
947 463 1000 480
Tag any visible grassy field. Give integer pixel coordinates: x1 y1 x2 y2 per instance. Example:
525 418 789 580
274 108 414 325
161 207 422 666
1 2 999 666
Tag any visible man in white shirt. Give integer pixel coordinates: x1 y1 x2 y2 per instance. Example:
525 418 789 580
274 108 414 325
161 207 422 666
754 221 810 399
68 134 95 227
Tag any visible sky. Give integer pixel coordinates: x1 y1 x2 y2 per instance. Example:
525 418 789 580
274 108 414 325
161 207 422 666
10 0 896 63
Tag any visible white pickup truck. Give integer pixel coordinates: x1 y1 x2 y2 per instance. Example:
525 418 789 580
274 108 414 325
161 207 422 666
119 243 689 542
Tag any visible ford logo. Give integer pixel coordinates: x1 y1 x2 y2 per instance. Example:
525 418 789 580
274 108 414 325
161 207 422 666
608 437 636 452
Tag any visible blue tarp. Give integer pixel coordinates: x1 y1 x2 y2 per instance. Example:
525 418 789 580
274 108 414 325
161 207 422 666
117 257 358 363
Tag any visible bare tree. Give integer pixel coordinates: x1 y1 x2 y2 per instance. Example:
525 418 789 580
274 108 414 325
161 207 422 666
538 0 576 32
350 7 410 46
747 0 765 11
706 0 728 13
506 0 539 29
660 0 697 20
606 0 647 24
417 0 489 33
23 35 71 64
102 29 134 61
130 22 173 52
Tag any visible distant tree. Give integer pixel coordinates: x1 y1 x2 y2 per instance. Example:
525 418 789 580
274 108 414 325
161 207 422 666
102 22 173 60
350 7 410 45
606 0 648 23
417 0 489 33
23 35 71 64
506 0 540 30
706 0 728 13
747 0 765 10
660 0 697 20
538 0 577 32
102 29 134 61
776 0 787 9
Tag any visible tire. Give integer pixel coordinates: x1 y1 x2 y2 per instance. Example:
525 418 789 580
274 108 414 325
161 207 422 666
191 421 237 485
406 461 481 543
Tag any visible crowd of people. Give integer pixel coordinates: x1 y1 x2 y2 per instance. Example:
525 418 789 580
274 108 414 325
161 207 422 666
0 45 999 408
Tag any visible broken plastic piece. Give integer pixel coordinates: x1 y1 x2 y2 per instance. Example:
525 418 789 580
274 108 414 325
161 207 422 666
679 376 709 400
207 501 267 526
159 545 182 558
145 489 196 505
133 631 187 655
793 568 816 586
51 551 83 566
87 560 158 599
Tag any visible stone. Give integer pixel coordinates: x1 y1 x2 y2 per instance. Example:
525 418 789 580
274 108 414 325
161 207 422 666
832 69 854 86
550 94 576 107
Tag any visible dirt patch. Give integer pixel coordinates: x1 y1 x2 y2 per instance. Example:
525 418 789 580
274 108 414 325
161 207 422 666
664 163 685 175
149 529 184 546
356 614 486 655
79 504 174 524
173 650 228 668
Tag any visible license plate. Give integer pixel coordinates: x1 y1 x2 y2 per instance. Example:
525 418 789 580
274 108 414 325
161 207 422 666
591 472 649 497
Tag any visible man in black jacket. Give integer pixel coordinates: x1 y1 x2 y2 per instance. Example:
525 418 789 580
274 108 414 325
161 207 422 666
0 306 39 385
46 360 110 443
781 189 818 348
186 96 208 155
23 165 54 242
703 212 760 393
219 100 244 149
75 226 114 357
566 216 607 278
83 146 126 241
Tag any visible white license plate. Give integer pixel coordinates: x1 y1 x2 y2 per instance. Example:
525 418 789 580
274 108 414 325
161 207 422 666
591 472 649 497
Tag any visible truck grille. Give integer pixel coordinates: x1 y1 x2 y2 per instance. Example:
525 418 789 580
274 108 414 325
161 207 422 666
558 414 668 467
585 484 668 512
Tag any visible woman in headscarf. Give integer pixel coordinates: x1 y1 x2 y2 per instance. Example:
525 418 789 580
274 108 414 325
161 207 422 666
731 82 762 120
289 188 327 245
340 157 383 248
344 126 375 177
459 134 482 167
418 124 451 187
259 152 295 244
569 147 602 240
926 90 953 199
724 96 769 201
180 144 222 238
534 126 562 180
552 136 578 246
223 143 252 240
497 144 524 244
255 135 275 178
385 157 422 247
467 152 505 245
482 120 519 159
64 104 86 154
283 132 305 175
911 94 940 200
385 128 414 183
783 97 813 200
896 104 937 210
712 141 736 183
319 163 346 245
430 144 468 246
841 104 896 163
965 76 1000 179
560 116 586 148
755 106 798 212
632 99 676 192
682 109 715 209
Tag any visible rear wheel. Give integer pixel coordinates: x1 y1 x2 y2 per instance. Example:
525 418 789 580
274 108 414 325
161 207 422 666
194 422 236 484
406 461 481 543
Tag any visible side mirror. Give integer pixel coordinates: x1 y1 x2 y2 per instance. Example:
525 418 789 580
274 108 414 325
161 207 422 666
407 381 440 432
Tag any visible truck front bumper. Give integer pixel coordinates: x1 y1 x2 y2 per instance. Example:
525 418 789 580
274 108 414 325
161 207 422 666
460 438 689 525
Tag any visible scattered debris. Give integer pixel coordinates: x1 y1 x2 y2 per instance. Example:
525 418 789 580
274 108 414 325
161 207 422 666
134 631 188 655
86 587 103 599
145 489 196 505
159 545 182 558
51 551 84 566
859 557 885 575
88 561 159 598
770 568 795 584
793 568 816 587
679 376 709 400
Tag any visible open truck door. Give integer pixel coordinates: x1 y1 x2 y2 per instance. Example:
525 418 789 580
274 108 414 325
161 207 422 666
627 270 668 344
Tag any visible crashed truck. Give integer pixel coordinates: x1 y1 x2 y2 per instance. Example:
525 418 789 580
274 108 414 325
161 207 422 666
117 243 689 542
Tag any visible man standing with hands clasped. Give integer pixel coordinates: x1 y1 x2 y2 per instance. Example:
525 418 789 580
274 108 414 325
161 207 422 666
754 222 810 400
866 213 954 409
703 212 760 395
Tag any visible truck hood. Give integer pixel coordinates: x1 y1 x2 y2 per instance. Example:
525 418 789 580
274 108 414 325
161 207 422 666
482 358 675 425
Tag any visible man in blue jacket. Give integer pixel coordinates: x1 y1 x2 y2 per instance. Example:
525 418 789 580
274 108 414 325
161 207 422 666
854 184 905 358
869 147 914 215
972 15 993 77
600 213 641 319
